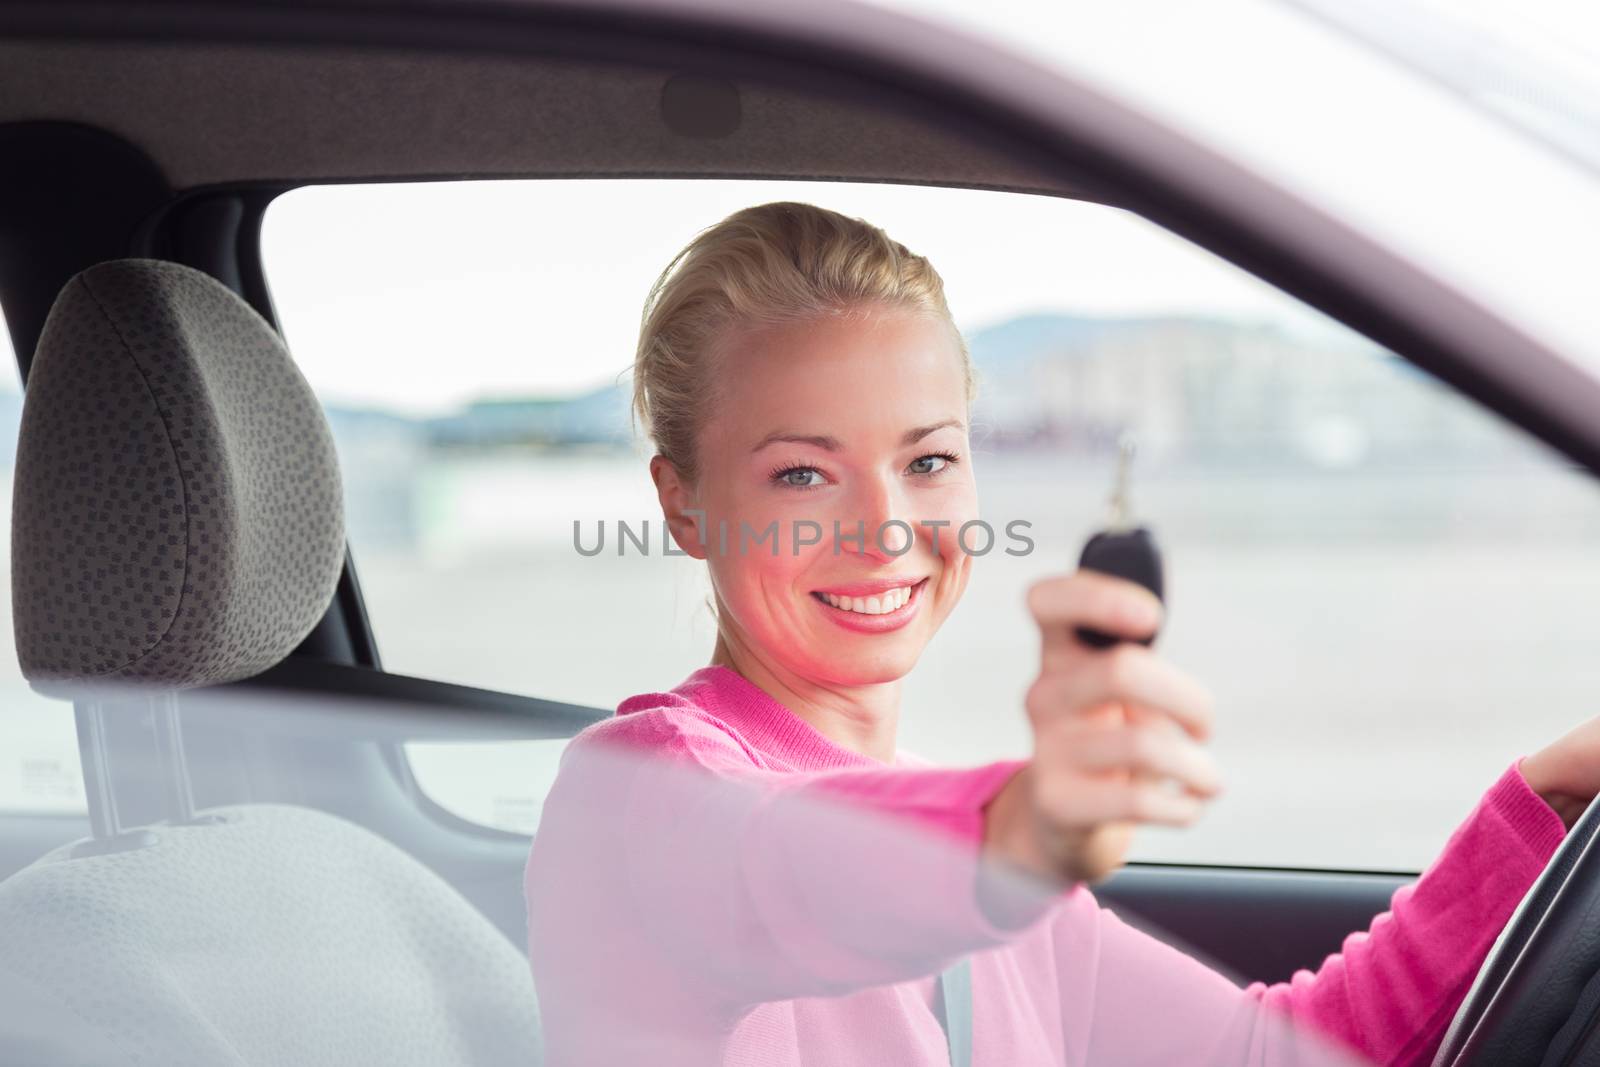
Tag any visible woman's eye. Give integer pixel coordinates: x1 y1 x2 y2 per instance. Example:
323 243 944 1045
908 454 950 475
778 467 822 488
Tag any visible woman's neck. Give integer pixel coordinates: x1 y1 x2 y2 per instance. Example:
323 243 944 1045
710 631 901 764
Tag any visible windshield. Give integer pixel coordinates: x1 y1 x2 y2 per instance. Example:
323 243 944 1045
1284 0 1600 177
872 0 1600 385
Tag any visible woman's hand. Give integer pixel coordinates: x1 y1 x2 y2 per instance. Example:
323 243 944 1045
1519 719 1600 830
983 571 1223 888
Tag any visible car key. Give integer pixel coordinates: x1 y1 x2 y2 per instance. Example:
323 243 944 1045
1074 434 1165 649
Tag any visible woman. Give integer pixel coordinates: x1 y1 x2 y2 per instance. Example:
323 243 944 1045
525 201 1597 1066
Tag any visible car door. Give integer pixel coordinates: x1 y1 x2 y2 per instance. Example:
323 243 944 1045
0 0 1597 1050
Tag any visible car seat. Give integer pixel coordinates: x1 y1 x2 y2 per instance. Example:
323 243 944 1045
0 260 542 1065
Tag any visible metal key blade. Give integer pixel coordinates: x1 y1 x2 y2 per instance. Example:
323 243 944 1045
1107 432 1136 531
1076 430 1164 649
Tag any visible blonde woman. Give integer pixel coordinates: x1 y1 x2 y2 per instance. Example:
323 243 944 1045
524 201 1594 1066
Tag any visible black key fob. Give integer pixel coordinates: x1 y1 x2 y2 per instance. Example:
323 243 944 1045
1074 526 1164 649
1073 434 1164 649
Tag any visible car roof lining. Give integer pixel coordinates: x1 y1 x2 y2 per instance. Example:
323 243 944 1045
0 39 1094 198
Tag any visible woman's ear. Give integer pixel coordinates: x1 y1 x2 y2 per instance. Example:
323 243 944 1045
649 454 708 561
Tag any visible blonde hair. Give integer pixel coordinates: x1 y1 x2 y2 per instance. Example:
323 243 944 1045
632 201 974 483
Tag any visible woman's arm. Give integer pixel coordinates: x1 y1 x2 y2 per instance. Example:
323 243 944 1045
526 705 1063 1024
1058 758 1567 1067
525 568 1223 1045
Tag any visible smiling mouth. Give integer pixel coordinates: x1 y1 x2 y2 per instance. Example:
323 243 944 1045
810 578 929 616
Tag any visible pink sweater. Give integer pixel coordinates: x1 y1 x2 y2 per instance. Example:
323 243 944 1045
523 665 1567 1066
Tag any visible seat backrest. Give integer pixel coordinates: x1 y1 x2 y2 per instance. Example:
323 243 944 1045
0 805 542 1065
0 260 542 1064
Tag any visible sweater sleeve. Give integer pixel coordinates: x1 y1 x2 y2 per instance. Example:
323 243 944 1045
1058 758 1568 1067
524 704 1064 1025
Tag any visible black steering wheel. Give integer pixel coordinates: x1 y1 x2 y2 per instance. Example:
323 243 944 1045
1432 789 1600 1066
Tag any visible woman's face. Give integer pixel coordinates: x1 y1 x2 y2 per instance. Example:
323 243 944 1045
669 306 979 687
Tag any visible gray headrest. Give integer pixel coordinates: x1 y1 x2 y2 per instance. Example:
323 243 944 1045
11 259 345 692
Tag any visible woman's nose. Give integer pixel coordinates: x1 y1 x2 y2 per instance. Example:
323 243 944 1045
841 477 912 562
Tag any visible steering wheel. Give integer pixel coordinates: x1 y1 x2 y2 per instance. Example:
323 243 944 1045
1432 789 1600 1066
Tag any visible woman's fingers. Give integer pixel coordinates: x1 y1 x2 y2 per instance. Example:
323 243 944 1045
1010 569 1222 885
1025 644 1216 742
1027 570 1163 642
1034 770 1209 829
1039 715 1223 799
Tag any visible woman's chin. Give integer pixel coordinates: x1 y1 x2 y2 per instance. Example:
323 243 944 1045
802 643 925 688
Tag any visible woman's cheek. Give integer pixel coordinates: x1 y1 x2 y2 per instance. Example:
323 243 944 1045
701 489 793 559
709 514 819 608
924 485 980 559
930 486 979 611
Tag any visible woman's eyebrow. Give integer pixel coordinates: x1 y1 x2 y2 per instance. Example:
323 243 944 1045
750 419 965 454
751 431 842 453
902 418 965 445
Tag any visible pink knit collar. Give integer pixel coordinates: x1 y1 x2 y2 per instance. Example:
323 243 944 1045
670 664 900 773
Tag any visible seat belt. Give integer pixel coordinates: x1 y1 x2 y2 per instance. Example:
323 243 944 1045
937 957 973 1067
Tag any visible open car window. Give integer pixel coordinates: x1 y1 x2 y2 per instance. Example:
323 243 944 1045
261 177 1600 870
0 307 86 815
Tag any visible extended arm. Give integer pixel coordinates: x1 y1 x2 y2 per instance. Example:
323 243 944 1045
1060 759 1566 1067
526 707 1060 1022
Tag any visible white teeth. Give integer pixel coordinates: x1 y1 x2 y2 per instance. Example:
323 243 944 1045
822 585 916 614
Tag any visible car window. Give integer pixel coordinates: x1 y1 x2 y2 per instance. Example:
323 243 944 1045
0 308 86 815
261 178 1600 869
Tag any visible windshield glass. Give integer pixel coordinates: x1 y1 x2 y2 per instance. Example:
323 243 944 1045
1284 0 1600 176
873 0 1600 384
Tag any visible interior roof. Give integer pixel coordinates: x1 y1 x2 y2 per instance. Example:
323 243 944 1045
0 39 1088 197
